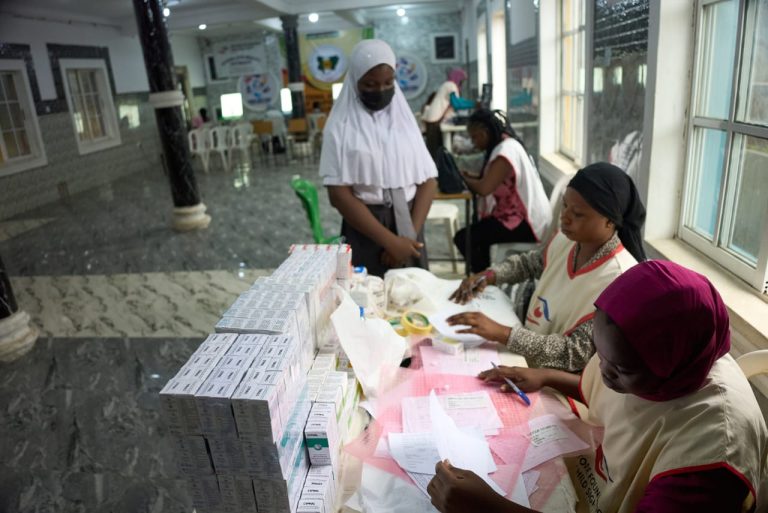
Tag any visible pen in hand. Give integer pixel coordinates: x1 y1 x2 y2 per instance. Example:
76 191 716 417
491 362 531 406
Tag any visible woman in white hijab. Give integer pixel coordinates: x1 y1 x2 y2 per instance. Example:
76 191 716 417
320 39 438 277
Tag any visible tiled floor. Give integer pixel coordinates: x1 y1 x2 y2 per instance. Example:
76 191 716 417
0 158 466 512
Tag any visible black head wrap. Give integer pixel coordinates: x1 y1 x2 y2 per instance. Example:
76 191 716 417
568 162 647 262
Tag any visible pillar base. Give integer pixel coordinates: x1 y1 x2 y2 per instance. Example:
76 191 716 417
0 310 38 362
172 202 211 232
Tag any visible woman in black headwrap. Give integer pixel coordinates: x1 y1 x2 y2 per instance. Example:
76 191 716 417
446 162 646 372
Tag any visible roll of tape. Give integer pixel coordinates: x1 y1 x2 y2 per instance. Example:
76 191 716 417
388 317 408 337
401 311 432 335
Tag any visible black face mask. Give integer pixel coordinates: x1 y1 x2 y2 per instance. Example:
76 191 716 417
359 87 395 111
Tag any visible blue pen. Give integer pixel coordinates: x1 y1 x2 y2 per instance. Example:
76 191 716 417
491 362 531 406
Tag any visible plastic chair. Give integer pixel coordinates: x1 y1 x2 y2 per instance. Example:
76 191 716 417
737 350 768 379
188 128 210 173
290 176 341 244
209 126 231 172
230 123 253 169
286 118 312 161
736 350 768 511
427 202 461 273
490 174 570 265
252 120 275 164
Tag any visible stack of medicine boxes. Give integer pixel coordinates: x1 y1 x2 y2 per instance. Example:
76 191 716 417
160 244 357 513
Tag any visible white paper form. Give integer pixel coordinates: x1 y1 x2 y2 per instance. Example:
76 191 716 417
523 470 541 496
522 414 590 471
420 344 500 376
429 304 486 345
429 391 505 496
405 471 433 497
388 432 441 475
402 391 503 436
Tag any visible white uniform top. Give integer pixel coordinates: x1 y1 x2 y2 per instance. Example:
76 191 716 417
573 353 768 513
320 40 437 206
422 80 459 123
524 232 637 335
485 138 551 239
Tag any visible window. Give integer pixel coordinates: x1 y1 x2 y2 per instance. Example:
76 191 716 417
0 60 46 175
558 0 586 163
682 0 768 292
60 59 121 154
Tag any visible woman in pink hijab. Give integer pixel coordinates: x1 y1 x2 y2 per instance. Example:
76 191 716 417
422 67 474 158
428 261 768 513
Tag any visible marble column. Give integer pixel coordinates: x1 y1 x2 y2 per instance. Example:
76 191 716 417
280 15 306 119
132 0 211 231
0 255 37 361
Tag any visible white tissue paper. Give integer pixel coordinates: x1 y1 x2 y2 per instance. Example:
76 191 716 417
331 286 407 400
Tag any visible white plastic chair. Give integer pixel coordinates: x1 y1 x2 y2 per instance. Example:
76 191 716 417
737 350 768 379
230 123 253 169
736 350 768 511
209 126 231 172
427 201 461 273
187 128 210 173
490 174 570 265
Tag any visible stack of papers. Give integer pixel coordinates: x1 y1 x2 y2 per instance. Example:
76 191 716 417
419 344 500 376
386 390 529 507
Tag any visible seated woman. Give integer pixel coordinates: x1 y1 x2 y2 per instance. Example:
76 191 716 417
320 40 437 278
448 162 645 371
453 109 551 272
429 260 768 513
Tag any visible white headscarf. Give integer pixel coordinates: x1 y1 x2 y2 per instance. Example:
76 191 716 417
319 39 437 189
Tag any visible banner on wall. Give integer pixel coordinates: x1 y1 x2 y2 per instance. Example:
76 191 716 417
213 40 267 78
395 54 428 100
300 30 365 91
239 73 280 111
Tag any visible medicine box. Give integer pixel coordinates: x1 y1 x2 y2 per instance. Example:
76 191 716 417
195 378 241 436
231 382 281 443
160 376 207 435
171 435 213 476
217 474 257 513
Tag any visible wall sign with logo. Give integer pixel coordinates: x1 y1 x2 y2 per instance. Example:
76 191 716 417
212 40 267 78
239 73 280 111
395 54 428 100
308 44 348 85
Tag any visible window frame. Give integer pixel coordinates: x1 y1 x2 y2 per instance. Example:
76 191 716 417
680 0 768 293
557 0 587 165
59 58 121 155
0 59 47 176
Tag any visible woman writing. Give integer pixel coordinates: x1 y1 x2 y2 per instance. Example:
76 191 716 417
453 109 551 272
320 40 437 277
429 260 768 513
449 162 645 371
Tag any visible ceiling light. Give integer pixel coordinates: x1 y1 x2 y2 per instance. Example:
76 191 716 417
198 23 207 30
162 7 170 17
308 12 319 23
396 7 406 16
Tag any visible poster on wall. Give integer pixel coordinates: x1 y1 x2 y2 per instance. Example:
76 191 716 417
395 54 428 100
299 30 365 90
239 73 280 111
213 40 267 78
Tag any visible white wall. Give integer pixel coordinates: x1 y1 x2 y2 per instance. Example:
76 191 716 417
0 15 149 97
170 34 206 88
0 15 206 97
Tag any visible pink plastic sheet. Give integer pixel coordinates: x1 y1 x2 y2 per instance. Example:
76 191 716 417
344 340 595 507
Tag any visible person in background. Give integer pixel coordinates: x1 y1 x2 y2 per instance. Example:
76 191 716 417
448 162 645 372
453 109 551 272
422 67 474 158
429 260 768 513
191 107 209 129
320 39 437 278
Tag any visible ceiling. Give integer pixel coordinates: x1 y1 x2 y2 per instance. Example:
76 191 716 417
1 0 463 36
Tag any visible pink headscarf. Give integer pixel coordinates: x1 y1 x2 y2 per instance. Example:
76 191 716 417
448 67 467 87
594 260 730 401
